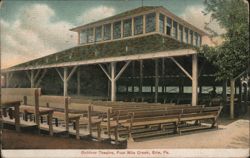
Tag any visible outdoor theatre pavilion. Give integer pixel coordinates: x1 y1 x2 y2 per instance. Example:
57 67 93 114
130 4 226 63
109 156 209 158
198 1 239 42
2 6 210 106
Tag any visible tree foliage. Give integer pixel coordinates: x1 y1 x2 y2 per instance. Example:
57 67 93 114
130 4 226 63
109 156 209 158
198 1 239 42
199 0 249 81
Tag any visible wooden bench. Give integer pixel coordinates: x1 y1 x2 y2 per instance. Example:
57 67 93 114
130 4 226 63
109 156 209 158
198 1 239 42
2 88 54 135
115 105 222 140
39 95 82 139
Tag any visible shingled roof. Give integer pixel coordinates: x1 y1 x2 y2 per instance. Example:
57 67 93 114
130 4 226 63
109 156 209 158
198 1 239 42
10 34 195 70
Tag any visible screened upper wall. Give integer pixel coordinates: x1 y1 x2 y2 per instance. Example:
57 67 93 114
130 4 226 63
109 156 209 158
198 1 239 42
75 7 204 47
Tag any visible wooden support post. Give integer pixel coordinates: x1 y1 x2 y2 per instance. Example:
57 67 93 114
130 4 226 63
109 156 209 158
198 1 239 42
48 112 53 136
9 108 13 119
63 67 68 96
65 97 69 132
77 69 81 96
192 54 198 106
132 61 135 94
36 69 47 87
107 64 111 98
111 62 116 102
155 59 159 103
31 70 35 88
143 15 146 34
34 89 40 134
156 12 159 32
88 105 92 136
107 108 111 138
75 118 80 140
23 96 27 105
14 104 20 132
99 61 130 102
230 79 235 119
162 58 165 93
139 60 143 100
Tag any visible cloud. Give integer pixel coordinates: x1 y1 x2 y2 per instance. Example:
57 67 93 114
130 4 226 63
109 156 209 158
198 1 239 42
181 5 225 35
181 5 225 46
77 6 116 25
1 4 77 68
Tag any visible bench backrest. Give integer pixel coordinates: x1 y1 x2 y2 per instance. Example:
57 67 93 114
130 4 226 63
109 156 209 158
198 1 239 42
1 88 41 126
1 88 41 104
39 95 70 110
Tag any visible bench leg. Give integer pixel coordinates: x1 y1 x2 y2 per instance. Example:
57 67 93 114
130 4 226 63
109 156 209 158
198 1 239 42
128 126 134 142
114 126 118 144
97 124 101 141
8 108 13 119
47 115 49 125
75 119 80 140
3 108 7 117
40 116 44 124
73 122 76 130
175 122 180 135
48 113 53 136
211 118 218 129
55 118 58 127
28 114 32 121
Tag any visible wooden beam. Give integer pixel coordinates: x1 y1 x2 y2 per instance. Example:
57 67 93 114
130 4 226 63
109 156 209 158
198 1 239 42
139 60 143 97
155 59 159 103
99 64 111 81
65 97 69 132
30 70 35 88
192 54 198 106
55 68 64 81
115 61 131 81
34 69 41 82
156 12 159 32
66 66 78 81
88 105 92 136
170 57 192 80
63 67 68 96
162 58 165 93
36 69 47 87
6 49 196 72
25 71 31 81
111 62 116 101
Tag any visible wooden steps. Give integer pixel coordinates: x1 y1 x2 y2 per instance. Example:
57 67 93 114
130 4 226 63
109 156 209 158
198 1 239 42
2 117 37 128
40 124 67 134
132 129 175 139
179 124 212 133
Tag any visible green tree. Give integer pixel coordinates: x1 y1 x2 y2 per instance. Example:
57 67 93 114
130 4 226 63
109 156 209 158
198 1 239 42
199 0 249 118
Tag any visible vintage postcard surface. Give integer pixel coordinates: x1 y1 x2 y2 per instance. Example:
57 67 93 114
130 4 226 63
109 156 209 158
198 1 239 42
0 0 249 157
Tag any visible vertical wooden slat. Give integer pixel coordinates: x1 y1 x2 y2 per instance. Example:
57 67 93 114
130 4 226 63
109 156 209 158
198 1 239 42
192 54 198 106
155 59 159 103
48 112 53 136
107 108 111 138
65 97 69 132
88 105 92 136
75 117 80 140
34 89 40 134
14 103 20 132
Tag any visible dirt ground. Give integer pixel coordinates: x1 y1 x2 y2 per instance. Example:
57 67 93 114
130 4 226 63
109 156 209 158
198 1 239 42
1 129 126 149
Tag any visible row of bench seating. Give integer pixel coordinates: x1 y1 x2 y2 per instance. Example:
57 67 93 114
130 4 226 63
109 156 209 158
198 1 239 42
1 88 84 139
96 104 222 141
1 88 223 143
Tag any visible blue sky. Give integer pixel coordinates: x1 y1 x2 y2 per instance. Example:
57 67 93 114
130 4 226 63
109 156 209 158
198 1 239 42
1 0 221 68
